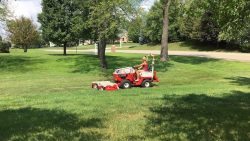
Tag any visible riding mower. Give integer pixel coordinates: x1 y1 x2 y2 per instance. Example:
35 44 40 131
92 54 159 91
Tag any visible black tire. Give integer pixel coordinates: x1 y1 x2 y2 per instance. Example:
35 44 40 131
98 87 104 91
141 80 152 88
93 84 98 89
120 80 132 89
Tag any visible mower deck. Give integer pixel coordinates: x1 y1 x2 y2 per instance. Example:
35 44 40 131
92 81 119 91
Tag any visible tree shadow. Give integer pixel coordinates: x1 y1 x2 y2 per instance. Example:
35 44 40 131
145 91 250 141
170 55 218 65
0 56 45 72
71 55 101 73
72 55 173 76
226 76 250 88
48 54 91 56
0 107 106 141
128 46 137 48
126 135 146 140
179 41 240 52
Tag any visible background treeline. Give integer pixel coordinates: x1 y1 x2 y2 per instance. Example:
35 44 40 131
128 0 250 51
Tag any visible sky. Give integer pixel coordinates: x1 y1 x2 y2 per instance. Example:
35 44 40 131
8 0 156 23
8 0 42 25
0 0 42 37
1 0 156 37
141 0 156 10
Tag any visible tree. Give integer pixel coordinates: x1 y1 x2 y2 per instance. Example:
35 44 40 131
160 0 171 61
200 11 219 43
145 1 162 43
0 0 8 22
145 0 182 43
87 0 137 69
38 0 86 55
217 0 250 46
127 8 147 43
7 17 39 52
128 14 144 43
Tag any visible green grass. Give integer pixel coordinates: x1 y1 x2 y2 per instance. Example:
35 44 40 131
0 49 250 140
117 42 242 52
44 43 136 51
43 42 211 52
43 41 244 52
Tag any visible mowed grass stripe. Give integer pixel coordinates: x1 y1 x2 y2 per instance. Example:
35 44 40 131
0 49 249 140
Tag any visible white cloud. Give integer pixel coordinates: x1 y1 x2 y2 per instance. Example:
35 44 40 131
141 0 157 11
0 0 42 38
8 0 42 25
7 0 155 23
1 0 157 37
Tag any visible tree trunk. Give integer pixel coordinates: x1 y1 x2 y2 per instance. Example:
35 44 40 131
24 45 28 53
160 0 171 61
63 43 67 56
97 42 101 58
98 39 107 69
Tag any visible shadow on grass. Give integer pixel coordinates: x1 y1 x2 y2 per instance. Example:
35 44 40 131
49 54 91 56
128 46 137 49
226 76 250 88
0 56 45 72
72 55 173 75
0 107 105 141
179 41 240 52
145 91 250 141
71 55 101 73
170 55 218 65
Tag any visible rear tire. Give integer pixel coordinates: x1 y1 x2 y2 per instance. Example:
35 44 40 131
98 87 104 91
120 80 132 89
93 84 98 89
141 80 152 88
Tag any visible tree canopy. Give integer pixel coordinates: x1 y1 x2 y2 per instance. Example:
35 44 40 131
38 0 87 55
138 0 250 51
86 0 139 69
0 0 8 22
7 17 39 52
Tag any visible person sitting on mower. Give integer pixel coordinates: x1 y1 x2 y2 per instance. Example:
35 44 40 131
134 56 148 81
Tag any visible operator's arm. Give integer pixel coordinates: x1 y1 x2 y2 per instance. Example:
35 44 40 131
134 63 142 69
135 63 145 70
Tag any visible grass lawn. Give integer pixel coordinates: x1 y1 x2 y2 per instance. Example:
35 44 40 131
0 49 250 141
117 42 242 52
45 41 242 52
44 43 132 51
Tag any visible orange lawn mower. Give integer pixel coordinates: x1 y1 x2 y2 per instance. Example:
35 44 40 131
92 54 159 91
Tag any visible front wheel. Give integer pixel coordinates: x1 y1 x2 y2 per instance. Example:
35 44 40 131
93 84 98 89
120 80 132 89
98 87 104 91
141 80 152 88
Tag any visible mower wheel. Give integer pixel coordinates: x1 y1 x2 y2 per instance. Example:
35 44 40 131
98 87 105 91
141 80 152 88
120 80 132 89
93 84 98 89
98 87 104 91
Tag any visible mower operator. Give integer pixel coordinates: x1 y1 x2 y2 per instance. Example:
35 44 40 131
134 56 149 81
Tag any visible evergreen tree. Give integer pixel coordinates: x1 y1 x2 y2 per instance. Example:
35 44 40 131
38 0 86 55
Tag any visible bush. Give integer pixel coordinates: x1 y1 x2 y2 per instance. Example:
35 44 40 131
241 44 250 52
0 41 11 53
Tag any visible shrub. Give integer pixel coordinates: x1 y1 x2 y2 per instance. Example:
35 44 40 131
241 44 250 52
0 41 11 53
